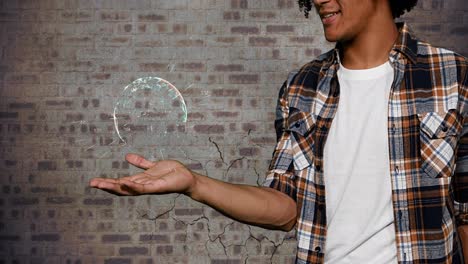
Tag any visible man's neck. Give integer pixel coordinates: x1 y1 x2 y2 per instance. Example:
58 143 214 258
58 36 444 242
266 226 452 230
340 13 398 69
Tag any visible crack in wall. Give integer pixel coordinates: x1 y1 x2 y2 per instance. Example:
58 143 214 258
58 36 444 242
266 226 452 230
134 130 294 262
209 136 226 165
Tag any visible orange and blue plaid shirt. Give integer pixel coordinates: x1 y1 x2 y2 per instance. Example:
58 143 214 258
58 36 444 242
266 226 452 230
264 23 468 264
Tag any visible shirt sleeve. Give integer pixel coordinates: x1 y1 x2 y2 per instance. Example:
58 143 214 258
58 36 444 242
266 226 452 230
263 78 297 201
454 62 468 226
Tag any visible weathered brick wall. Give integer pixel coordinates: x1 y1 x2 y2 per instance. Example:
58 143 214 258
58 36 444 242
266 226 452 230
0 0 466 263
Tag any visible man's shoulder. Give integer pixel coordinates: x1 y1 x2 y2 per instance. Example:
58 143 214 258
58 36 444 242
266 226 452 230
414 39 468 67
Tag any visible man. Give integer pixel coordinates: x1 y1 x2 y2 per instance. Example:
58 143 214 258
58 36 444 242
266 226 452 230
90 0 468 263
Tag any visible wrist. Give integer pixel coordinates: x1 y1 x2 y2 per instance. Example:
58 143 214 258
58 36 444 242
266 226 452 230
185 171 204 202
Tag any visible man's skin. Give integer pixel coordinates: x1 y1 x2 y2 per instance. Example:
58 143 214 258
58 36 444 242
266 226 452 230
90 0 467 259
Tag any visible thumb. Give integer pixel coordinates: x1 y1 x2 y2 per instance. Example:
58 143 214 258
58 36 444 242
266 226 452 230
125 153 156 169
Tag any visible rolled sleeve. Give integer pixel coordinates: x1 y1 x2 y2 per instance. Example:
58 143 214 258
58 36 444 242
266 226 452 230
454 63 468 225
454 117 468 225
263 136 297 201
263 77 298 201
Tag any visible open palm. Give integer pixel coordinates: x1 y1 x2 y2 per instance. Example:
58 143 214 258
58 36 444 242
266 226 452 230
89 153 196 196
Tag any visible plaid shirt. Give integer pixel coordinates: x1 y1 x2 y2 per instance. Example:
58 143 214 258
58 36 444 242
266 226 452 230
264 23 468 264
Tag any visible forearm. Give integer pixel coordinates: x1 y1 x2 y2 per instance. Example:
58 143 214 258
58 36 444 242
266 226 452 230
189 173 297 231
458 225 468 260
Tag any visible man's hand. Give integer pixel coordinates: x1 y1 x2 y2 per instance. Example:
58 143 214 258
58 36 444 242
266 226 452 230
89 153 297 231
89 153 197 196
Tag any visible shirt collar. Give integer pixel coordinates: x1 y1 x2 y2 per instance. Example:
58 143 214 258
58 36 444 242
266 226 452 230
391 22 418 64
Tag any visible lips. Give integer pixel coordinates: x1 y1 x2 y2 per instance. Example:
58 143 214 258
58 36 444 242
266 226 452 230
320 11 340 25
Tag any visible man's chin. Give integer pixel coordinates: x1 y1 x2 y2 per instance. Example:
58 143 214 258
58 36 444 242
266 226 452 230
324 34 338 43
322 29 339 43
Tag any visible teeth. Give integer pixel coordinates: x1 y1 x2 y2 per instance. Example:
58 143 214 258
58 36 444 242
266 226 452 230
323 12 337 18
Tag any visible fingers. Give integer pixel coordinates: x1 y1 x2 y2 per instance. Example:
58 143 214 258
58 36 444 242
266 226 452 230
126 153 156 169
89 178 137 195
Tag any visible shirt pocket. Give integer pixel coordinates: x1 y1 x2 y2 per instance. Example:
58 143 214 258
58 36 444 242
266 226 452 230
287 107 316 171
417 109 463 178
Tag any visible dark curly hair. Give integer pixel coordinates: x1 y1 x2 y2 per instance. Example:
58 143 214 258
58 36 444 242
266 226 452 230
298 0 418 18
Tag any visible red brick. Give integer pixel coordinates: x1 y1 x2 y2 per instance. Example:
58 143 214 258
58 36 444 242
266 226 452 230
154 24 168 33
178 62 205 72
212 89 240 96
38 161 57 171
305 48 323 57
31 234 60 242
101 36 131 47
228 74 259 84
231 0 248 8
176 39 204 47
119 247 149 256
138 62 167 72
212 111 239 118
174 208 203 216
137 13 167 21
213 64 244 72
289 36 315 43
102 234 131 243
193 124 225 134
251 137 276 144
249 11 277 19
278 0 294 8
231 26 260 34
99 11 130 21
156 245 174 255
139 234 169 243
88 73 111 81
83 198 113 206
186 163 203 170
223 11 241 20
0 12 20 21
248 37 276 46
172 24 187 34
0 112 18 119
104 259 131 264
266 25 295 33
216 36 242 44
11 197 39 206
239 147 259 156
66 113 84 122
134 37 164 47
242 123 257 132
0 235 20 241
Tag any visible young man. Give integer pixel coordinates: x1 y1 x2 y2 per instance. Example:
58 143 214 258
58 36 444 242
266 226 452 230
90 0 468 263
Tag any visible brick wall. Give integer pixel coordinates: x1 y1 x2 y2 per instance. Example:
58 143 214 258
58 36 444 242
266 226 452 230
0 0 466 263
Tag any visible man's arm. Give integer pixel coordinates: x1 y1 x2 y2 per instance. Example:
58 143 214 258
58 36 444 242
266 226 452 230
89 153 297 231
454 59 468 260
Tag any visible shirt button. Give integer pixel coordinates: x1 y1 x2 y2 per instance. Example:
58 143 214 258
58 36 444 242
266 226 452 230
294 123 301 128
315 246 321 252
315 165 321 171
441 125 448 132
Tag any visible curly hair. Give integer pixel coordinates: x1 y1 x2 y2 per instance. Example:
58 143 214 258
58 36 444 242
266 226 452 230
298 0 418 18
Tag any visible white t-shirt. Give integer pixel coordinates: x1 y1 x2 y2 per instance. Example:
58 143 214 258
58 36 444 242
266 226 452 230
323 61 397 263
